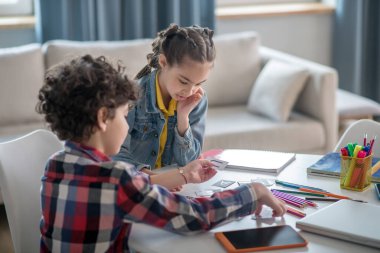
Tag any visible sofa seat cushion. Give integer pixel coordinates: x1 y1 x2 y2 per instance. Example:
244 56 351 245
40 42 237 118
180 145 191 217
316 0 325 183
204 105 325 153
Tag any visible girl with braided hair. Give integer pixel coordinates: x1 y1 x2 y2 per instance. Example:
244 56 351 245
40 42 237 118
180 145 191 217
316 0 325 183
114 24 215 176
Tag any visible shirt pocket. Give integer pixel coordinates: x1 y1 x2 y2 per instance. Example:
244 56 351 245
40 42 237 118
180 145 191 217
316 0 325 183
131 121 156 141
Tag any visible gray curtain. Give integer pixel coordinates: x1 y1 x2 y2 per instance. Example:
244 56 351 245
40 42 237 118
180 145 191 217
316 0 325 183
333 0 380 101
35 0 215 42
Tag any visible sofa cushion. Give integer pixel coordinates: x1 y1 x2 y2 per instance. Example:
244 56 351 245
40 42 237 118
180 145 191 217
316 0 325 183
204 105 325 153
0 44 44 126
204 32 261 107
43 39 152 79
247 60 309 122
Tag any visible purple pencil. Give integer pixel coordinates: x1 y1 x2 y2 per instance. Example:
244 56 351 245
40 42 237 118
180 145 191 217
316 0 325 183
272 190 306 204
274 195 305 208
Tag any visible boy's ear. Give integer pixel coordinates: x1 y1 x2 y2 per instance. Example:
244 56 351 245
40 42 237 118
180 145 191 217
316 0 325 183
158 54 168 68
97 107 108 132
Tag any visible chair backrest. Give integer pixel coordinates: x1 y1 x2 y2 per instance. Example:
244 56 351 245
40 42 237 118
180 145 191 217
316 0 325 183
0 129 63 253
334 119 380 157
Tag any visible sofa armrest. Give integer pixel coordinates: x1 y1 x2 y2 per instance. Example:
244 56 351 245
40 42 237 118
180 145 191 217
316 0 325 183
259 46 338 152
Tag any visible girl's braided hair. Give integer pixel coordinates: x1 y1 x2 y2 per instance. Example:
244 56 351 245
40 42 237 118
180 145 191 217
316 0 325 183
135 23 216 79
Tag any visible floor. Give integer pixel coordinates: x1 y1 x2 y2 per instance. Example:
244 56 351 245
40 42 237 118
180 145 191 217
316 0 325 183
0 119 366 253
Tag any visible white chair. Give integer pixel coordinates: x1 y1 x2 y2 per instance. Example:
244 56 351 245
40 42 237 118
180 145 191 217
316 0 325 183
0 129 63 253
334 119 380 157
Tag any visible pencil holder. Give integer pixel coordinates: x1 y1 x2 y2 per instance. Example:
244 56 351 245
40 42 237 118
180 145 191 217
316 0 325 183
340 155 372 191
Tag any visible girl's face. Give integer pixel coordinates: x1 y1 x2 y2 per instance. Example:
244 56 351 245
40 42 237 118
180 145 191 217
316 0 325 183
158 55 214 101
101 103 130 156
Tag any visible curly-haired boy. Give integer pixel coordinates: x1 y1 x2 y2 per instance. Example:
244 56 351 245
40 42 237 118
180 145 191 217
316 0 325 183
37 55 285 252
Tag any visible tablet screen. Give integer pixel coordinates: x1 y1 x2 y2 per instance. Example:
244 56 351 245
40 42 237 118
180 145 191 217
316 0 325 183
221 225 306 250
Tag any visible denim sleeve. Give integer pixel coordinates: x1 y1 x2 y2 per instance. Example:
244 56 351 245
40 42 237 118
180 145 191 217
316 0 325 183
172 94 208 166
113 108 151 171
114 145 151 171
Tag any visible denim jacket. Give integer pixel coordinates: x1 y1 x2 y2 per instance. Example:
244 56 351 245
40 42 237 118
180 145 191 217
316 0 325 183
113 70 207 170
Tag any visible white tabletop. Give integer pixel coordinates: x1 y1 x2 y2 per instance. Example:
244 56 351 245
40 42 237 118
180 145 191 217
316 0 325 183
129 154 380 253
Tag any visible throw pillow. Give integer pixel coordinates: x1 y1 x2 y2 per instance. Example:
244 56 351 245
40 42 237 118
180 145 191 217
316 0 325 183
247 60 309 122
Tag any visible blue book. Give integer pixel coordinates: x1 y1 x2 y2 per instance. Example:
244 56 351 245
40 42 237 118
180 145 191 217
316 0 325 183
307 152 380 183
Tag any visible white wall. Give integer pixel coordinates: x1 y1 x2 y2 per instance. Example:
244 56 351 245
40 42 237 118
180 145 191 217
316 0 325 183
216 13 334 66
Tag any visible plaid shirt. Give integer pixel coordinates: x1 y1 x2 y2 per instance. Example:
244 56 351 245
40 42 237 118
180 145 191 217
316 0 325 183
40 141 258 252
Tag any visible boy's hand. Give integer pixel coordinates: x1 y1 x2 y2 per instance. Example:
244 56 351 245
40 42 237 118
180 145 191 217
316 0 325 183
250 183 287 217
183 159 217 184
170 185 183 192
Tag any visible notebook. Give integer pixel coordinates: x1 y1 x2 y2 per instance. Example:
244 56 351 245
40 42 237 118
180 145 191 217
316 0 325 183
203 149 296 173
307 152 380 183
296 200 380 249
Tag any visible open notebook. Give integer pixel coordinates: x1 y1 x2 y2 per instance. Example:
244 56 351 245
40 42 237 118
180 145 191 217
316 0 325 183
203 149 296 173
296 200 380 249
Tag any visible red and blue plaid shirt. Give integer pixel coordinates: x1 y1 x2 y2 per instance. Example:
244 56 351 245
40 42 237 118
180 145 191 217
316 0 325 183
40 141 258 252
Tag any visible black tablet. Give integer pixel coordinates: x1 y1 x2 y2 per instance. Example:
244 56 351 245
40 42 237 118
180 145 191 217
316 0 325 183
215 225 307 253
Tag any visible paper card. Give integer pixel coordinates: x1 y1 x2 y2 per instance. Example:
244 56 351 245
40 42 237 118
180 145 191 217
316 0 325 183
209 158 228 170
237 181 251 186
251 178 275 186
212 179 235 188
195 189 222 197
251 206 274 220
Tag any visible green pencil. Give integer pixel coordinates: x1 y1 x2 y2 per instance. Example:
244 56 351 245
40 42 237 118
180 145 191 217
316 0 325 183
271 189 326 197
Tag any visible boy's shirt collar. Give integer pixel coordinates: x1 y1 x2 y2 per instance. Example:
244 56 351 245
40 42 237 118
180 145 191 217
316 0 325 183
65 141 111 162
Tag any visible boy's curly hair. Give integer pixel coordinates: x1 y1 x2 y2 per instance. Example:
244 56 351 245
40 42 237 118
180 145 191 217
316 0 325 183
36 55 138 141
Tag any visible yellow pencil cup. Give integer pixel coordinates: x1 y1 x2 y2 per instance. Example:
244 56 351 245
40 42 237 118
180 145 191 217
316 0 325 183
340 155 372 191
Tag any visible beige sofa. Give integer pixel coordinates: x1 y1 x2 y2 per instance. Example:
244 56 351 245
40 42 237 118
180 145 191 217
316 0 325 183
0 32 338 152
0 32 338 204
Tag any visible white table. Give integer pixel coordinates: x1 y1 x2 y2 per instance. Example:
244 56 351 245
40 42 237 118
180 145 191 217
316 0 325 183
129 154 380 253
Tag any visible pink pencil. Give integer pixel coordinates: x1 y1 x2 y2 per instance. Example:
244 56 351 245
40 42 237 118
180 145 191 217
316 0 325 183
369 135 377 155
286 206 306 218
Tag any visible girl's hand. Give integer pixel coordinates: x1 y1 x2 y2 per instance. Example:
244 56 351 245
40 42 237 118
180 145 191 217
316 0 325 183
183 159 217 184
176 87 204 118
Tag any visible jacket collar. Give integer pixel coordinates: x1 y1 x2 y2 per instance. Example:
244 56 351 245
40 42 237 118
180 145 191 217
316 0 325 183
143 69 161 114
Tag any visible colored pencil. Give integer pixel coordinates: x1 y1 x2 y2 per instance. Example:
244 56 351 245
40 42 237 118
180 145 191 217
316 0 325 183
299 188 350 200
286 206 306 218
303 199 318 207
305 197 367 203
272 189 317 208
272 189 325 197
271 190 306 204
275 180 327 192
274 195 305 208
305 197 340 202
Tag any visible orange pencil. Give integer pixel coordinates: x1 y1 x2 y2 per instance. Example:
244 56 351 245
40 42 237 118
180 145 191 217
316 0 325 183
298 188 351 200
